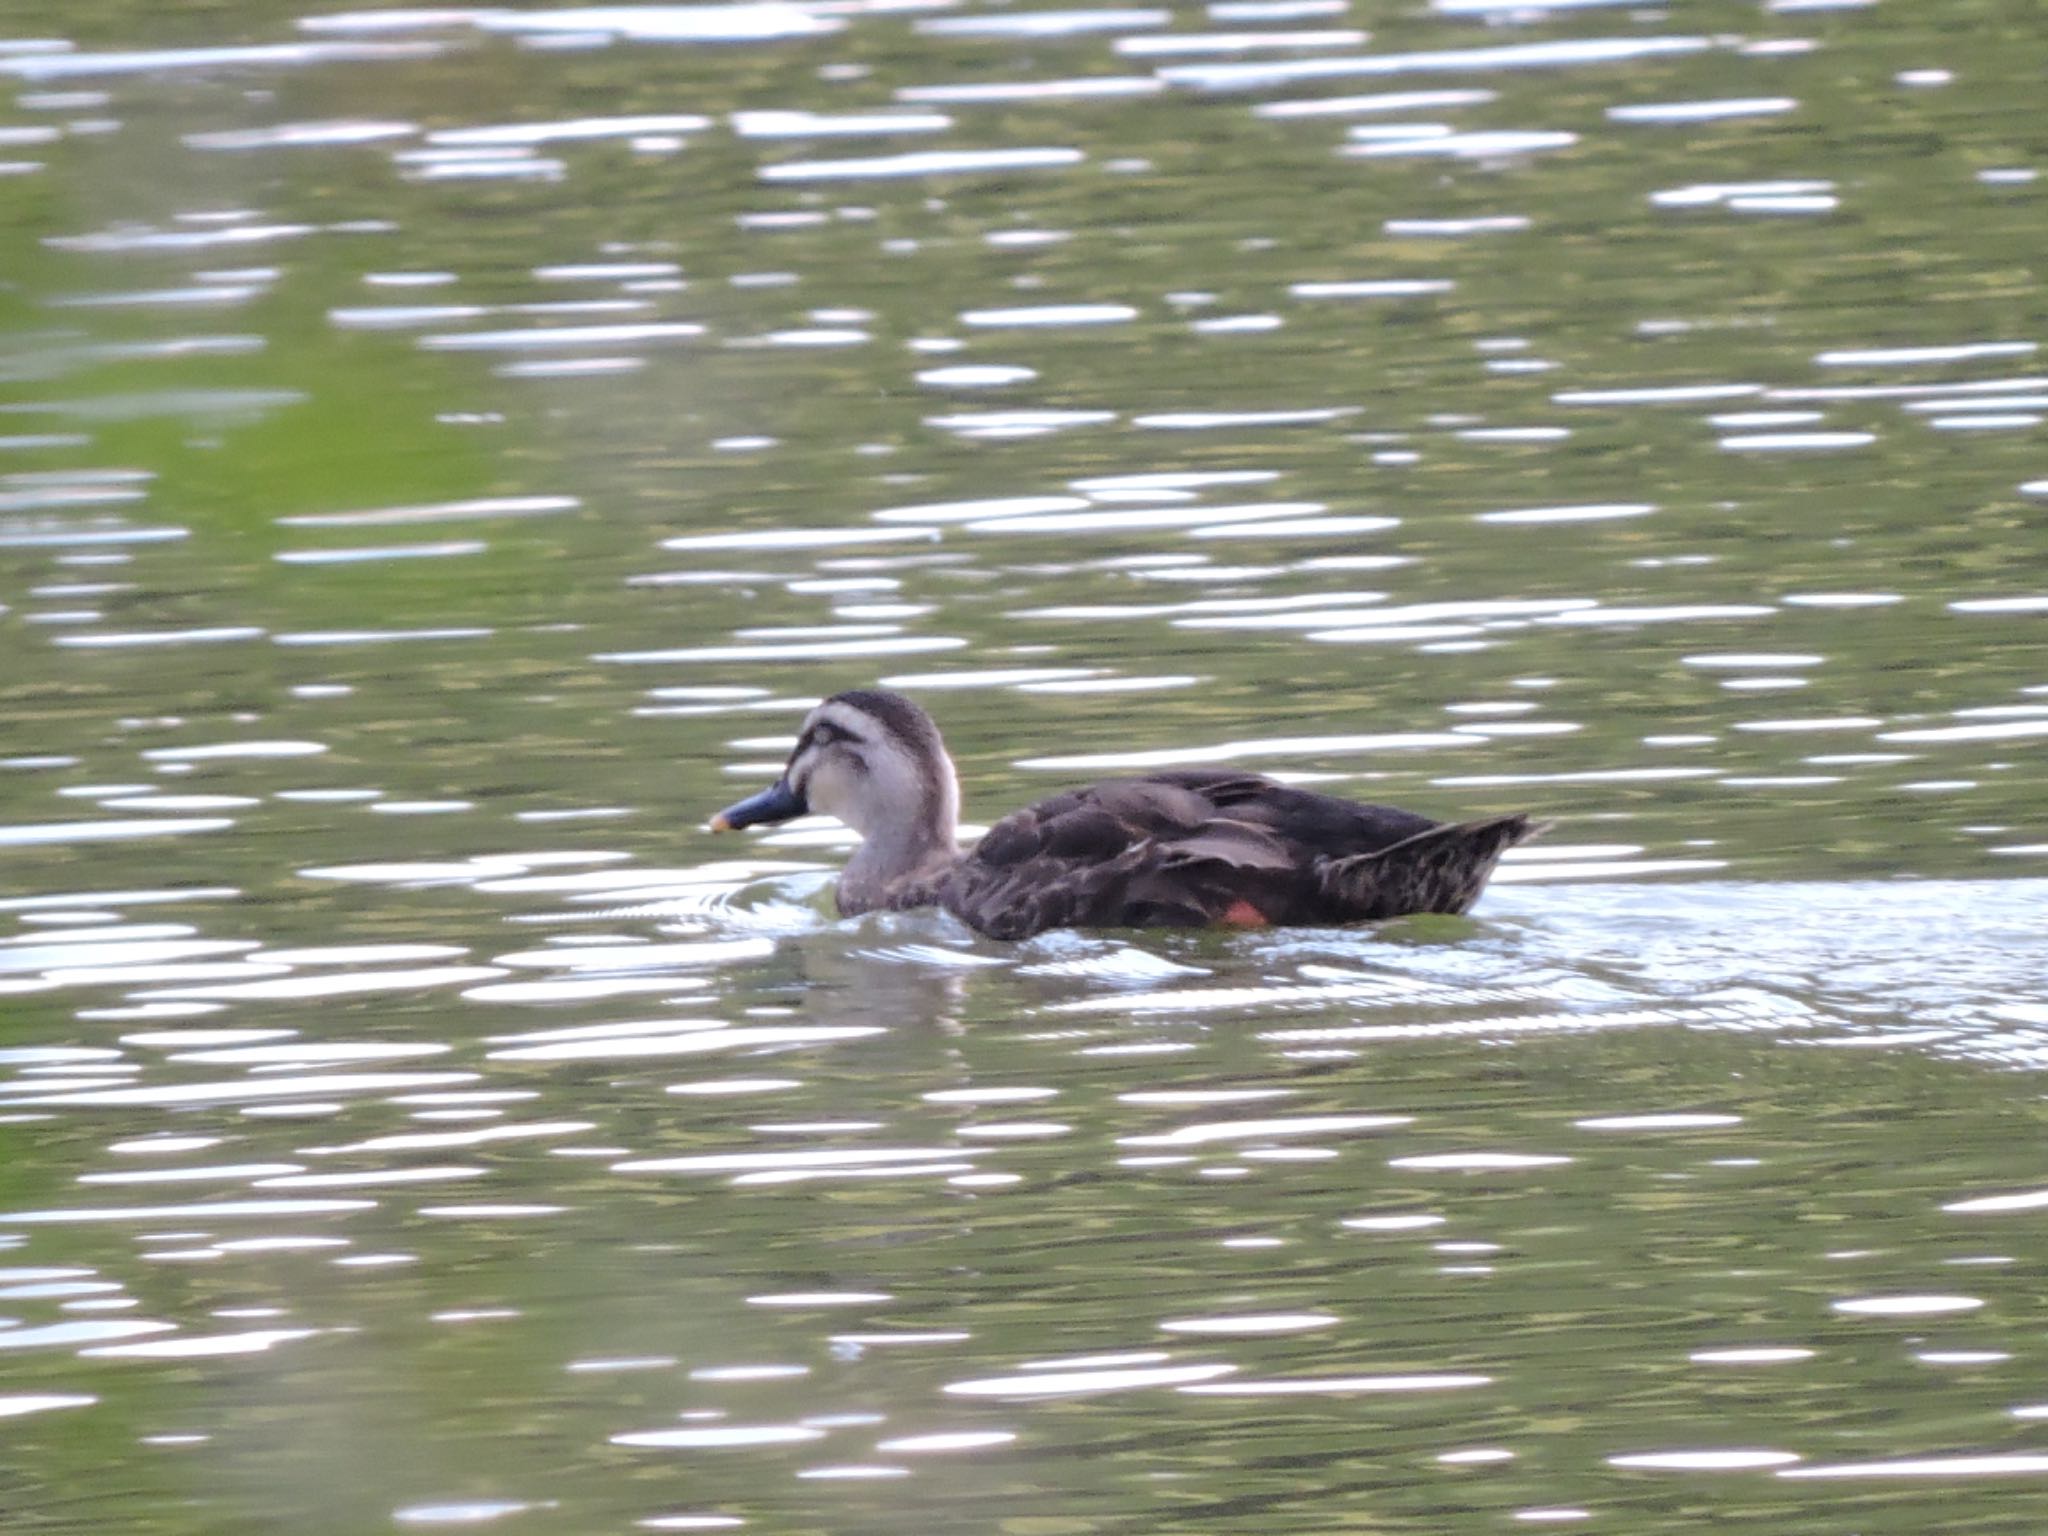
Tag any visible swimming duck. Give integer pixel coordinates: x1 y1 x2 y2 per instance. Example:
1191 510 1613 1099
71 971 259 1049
711 689 1547 941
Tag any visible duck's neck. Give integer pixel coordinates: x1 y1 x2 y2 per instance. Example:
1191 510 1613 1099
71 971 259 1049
829 740 963 915
839 818 958 914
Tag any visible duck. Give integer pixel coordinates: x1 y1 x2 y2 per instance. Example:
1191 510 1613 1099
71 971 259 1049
710 688 1548 941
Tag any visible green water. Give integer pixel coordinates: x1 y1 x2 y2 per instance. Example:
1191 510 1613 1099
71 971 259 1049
2 0 2047 1530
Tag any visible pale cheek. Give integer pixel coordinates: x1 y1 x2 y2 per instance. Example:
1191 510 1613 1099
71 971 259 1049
805 764 850 820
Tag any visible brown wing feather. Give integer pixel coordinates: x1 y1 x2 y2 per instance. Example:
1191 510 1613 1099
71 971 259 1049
941 772 1543 939
945 777 1302 938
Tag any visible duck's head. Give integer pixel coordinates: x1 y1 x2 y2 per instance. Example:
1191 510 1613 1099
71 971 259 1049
710 689 960 847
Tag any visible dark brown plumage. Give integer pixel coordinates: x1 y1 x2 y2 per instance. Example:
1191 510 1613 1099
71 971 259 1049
711 691 1549 941
939 769 1543 940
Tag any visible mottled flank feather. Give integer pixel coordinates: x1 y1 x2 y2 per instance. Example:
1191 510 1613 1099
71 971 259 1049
1315 813 1551 921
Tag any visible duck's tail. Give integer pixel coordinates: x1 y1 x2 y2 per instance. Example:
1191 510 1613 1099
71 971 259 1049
1314 813 1551 920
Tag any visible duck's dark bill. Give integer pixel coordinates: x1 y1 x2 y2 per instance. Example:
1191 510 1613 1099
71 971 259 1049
710 779 807 832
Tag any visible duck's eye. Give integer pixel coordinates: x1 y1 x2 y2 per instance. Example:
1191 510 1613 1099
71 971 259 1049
801 721 861 752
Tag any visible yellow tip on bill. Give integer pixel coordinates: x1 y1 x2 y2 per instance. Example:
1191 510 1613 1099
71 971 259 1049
708 814 732 833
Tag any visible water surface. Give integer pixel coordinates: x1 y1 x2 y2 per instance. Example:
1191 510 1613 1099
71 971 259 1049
3 0 2046 1531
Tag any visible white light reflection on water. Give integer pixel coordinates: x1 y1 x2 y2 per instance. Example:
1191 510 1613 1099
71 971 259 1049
958 303 1138 328
1349 129 1578 159
1344 1214 1446 1232
946 1361 1235 1398
1115 30 1367 57
1610 1449 1802 1470
419 322 706 351
1018 732 1469 772
492 1025 879 1062
478 5 841 43
874 1430 1016 1453
82 1328 316 1358
1944 1188 2048 1213
392 1501 537 1527
0 1394 98 1418
0 817 236 847
1161 35 1712 91
762 148 1084 182
749 1291 891 1308
0 1199 375 1222
1 41 440 81
1117 1114 1408 1147
432 115 712 147
0 1321 174 1350
1181 1372 1492 1394
1781 1455 2048 1479
918 9 1169 38
1691 1347 1817 1364
1157 1312 1340 1334
613 1425 825 1449
616 1147 965 1175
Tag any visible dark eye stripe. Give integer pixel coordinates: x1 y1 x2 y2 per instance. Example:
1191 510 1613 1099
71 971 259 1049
798 721 862 753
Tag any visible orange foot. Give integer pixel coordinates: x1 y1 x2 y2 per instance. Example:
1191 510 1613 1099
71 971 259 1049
1218 898 1270 928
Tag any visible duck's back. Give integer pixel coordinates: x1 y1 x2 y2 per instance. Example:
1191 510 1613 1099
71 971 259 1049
940 769 1542 940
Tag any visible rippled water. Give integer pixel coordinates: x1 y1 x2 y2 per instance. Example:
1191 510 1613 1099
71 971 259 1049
3 0 2046 1530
